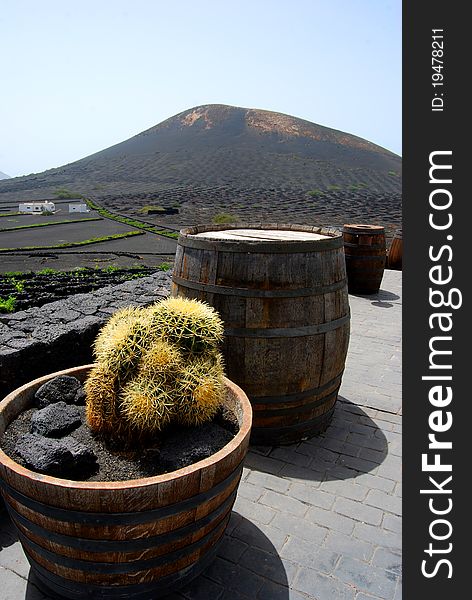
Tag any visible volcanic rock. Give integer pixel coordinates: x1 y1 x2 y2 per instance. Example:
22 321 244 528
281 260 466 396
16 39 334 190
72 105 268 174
14 433 97 479
34 375 84 408
30 401 82 437
61 436 98 478
15 433 75 476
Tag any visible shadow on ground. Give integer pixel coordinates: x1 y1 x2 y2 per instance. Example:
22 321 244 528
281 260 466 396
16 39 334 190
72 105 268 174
370 300 394 308
350 288 400 301
25 573 48 600
245 395 389 482
0 505 17 551
374 289 400 302
349 287 401 309
178 513 289 599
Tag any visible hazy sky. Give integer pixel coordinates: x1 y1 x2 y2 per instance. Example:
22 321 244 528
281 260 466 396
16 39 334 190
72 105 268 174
1 0 401 178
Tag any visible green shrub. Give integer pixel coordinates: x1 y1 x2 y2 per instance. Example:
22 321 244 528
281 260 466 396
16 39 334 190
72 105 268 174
38 268 56 275
138 205 166 214
212 213 237 224
8 278 24 293
0 296 16 313
53 188 85 199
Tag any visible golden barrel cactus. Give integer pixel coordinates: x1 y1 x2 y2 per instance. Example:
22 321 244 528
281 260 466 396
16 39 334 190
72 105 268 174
85 297 226 441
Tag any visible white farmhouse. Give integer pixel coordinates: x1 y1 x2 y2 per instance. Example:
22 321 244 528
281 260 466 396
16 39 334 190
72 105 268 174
18 201 55 214
68 203 89 213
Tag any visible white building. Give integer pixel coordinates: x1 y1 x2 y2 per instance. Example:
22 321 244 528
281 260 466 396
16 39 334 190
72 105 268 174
68 203 89 213
18 201 55 214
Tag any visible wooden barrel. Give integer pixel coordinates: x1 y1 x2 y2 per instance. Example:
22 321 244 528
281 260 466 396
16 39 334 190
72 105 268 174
0 365 252 600
342 224 386 294
387 228 402 270
171 223 350 445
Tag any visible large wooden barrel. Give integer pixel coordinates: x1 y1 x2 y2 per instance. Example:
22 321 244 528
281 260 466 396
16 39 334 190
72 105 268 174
387 228 402 270
171 223 350 445
0 365 252 600
342 224 386 294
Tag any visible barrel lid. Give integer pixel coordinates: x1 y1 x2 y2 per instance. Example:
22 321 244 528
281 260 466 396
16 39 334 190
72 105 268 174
178 224 343 253
343 224 385 234
190 229 330 242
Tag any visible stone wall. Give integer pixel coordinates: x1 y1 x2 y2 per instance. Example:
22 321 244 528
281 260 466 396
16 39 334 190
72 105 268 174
0 272 172 399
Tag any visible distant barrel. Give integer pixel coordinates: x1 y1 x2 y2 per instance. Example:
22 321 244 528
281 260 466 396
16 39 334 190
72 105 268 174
342 224 386 294
171 223 350 445
387 228 402 270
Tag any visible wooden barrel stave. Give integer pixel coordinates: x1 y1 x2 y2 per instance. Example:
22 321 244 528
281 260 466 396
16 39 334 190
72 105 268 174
10 492 233 564
2 468 238 595
27 542 222 600
387 229 402 270
172 224 350 445
3 470 240 552
10 491 233 563
20 520 227 585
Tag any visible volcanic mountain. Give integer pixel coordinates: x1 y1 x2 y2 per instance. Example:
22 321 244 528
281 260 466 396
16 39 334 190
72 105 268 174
0 104 401 230
0 171 10 180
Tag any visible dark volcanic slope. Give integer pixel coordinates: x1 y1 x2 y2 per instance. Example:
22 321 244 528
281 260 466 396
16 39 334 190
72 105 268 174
87 104 400 178
0 105 401 235
0 105 401 198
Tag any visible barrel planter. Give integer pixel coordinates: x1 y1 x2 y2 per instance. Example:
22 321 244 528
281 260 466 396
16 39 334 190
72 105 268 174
171 223 350 445
387 228 402 270
0 365 252 600
342 224 386 294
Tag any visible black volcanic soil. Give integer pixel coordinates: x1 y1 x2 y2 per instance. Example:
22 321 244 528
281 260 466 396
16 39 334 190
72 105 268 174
0 266 168 311
0 251 174 275
100 186 402 240
0 219 140 249
1 404 239 482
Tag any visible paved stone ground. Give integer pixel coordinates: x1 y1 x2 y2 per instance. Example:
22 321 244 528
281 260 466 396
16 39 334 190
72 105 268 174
0 270 402 600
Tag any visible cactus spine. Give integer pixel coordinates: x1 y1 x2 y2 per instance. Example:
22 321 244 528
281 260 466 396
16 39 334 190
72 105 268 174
85 297 226 441
84 362 119 434
147 297 224 353
173 352 226 426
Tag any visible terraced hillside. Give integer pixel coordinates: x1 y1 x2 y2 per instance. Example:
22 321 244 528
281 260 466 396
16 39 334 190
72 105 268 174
0 105 401 233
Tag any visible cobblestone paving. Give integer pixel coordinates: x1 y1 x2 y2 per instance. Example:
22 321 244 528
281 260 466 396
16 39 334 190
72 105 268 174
0 270 402 600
